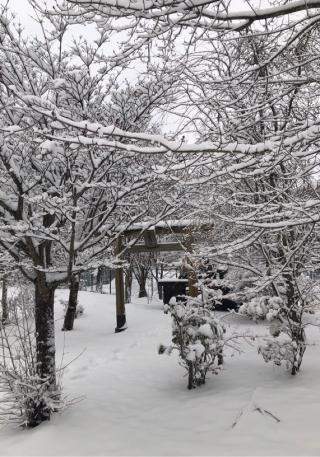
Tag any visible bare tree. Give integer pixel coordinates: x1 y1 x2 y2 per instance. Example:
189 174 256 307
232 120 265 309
132 254 153 298
0 3 180 423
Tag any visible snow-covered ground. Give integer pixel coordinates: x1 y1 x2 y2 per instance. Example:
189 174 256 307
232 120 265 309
1 289 320 456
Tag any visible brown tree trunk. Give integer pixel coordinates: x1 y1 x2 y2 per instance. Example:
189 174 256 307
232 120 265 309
133 255 152 300
125 267 133 304
185 234 198 298
157 264 164 300
114 236 127 332
188 362 194 390
138 285 148 298
30 273 56 427
137 270 148 298
62 275 80 331
1 277 8 325
284 270 306 375
150 270 154 297
96 266 103 293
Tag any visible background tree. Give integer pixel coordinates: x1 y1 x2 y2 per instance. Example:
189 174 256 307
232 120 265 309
0 3 180 424
173 26 320 374
132 253 153 298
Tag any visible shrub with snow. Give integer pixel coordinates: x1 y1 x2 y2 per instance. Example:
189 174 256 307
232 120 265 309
160 296 225 389
239 296 283 322
239 295 307 375
258 336 301 370
0 287 65 427
75 304 85 317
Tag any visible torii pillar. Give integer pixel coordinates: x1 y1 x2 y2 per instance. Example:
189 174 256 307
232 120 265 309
185 232 198 298
115 236 127 333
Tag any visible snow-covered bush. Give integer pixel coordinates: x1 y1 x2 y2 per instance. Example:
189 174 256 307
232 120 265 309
258 337 303 370
239 296 283 322
239 295 306 375
0 287 65 427
76 304 85 317
159 297 225 389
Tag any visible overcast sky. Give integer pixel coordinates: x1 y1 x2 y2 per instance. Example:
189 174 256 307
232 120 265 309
5 0 265 138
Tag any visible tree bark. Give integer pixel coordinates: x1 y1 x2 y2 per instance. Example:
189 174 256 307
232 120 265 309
1 277 8 325
62 275 80 331
185 234 198 298
125 267 133 304
115 237 127 332
188 362 194 390
96 266 103 293
132 255 152 299
157 264 164 300
283 269 306 375
138 285 148 298
30 273 56 427
137 270 148 298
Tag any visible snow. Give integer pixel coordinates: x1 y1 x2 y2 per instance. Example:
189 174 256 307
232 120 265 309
158 278 188 283
198 323 214 338
1 290 320 455
40 140 64 154
51 79 66 89
189 342 205 358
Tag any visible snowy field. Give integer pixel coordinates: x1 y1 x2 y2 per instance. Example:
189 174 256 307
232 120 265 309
0 290 320 456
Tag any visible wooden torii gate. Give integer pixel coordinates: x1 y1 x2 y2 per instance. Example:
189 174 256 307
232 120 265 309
114 221 211 332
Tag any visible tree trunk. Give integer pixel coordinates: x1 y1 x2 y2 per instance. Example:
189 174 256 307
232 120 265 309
188 362 194 390
150 270 154 297
284 270 306 375
289 304 306 375
62 275 80 331
125 267 133 304
291 328 306 375
157 264 164 300
30 273 56 427
186 236 198 298
137 270 148 298
218 351 224 366
96 266 103 293
138 286 148 298
1 277 8 325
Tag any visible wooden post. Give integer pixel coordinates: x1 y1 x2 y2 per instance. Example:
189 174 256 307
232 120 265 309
185 233 198 298
115 237 127 333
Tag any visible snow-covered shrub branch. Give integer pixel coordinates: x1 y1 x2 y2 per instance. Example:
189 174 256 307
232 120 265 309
0 285 65 427
240 294 308 375
159 296 225 389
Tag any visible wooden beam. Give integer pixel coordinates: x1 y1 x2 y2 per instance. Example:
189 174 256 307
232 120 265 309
127 242 185 253
122 221 213 237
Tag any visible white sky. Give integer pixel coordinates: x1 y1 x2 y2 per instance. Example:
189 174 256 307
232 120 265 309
8 0 106 46
4 0 272 139
7 0 144 84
